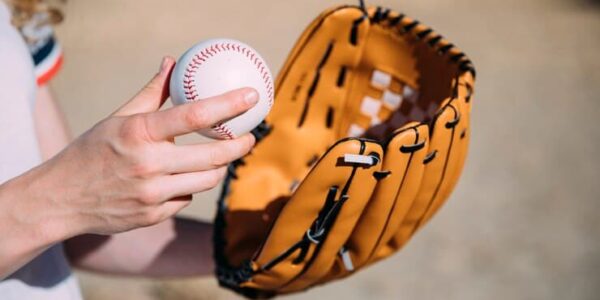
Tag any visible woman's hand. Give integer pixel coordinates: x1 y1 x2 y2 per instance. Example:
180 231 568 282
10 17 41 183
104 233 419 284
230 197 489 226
5 57 257 241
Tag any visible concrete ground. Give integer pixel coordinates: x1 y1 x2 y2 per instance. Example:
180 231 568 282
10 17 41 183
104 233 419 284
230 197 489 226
52 0 600 299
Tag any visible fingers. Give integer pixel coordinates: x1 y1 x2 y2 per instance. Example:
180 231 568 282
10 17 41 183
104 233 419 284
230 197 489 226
163 134 255 173
113 56 176 117
158 167 227 200
158 196 194 222
142 168 226 223
143 88 258 140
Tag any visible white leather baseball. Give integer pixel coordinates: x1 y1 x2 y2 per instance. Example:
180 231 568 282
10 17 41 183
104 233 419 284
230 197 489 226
169 38 274 139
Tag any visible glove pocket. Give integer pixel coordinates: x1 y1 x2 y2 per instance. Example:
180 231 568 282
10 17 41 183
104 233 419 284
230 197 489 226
244 138 382 292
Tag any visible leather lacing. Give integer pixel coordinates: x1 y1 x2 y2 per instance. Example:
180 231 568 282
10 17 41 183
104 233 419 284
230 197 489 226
370 7 476 78
363 6 476 78
298 42 335 127
260 187 347 270
258 140 379 291
365 5 475 166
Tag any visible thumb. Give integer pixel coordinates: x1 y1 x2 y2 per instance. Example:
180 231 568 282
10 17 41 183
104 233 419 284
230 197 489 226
113 56 176 116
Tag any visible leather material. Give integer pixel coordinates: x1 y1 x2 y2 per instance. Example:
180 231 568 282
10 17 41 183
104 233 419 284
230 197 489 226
214 4 476 298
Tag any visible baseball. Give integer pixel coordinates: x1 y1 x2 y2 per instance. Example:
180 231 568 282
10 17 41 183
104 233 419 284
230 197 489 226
169 38 274 139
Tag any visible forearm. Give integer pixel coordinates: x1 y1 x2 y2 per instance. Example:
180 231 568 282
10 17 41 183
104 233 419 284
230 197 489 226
34 85 72 160
0 86 74 278
0 166 75 278
65 217 214 277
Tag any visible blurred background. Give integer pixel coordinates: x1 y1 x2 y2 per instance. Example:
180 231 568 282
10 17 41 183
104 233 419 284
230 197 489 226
50 0 600 299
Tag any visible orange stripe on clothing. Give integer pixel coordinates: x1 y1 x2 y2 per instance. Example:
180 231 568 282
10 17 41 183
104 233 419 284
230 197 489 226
36 54 63 86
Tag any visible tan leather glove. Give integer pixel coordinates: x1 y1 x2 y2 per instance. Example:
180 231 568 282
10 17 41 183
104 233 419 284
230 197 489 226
214 3 476 298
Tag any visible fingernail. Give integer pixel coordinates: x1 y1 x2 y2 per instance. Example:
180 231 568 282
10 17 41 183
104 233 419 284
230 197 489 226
247 133 256 146
158 57 169 74
244 89 259 105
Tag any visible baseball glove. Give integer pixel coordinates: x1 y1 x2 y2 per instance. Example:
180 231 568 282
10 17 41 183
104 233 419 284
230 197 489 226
214 2 476 298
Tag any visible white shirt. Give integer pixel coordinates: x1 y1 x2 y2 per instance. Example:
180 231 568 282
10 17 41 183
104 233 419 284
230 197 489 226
0 2 82 299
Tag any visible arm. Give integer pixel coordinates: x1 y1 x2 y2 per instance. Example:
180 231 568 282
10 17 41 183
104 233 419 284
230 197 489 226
65 218 214 277
34 84 215 277
0 57 257 278
0 86 73 277
34 85 71 160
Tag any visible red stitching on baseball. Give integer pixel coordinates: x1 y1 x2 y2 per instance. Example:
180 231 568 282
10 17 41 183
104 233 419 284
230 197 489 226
182 40 275 126
212 123 235 139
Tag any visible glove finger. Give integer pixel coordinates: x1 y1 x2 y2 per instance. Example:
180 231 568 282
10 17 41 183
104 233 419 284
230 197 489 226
279 140 383 293
420 78 473 224
328 123 429 276
245 139 382 292
390 98 461 247
341 80 473 272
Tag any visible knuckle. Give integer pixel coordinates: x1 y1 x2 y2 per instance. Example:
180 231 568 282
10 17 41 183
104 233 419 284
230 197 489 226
141 208 162 226
136 184 161 205
184 106 209 129
128 151 161 178
208 145 231 167
130 162 154 178
207 168 227 188
229 92 251 113
118 115 148 143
